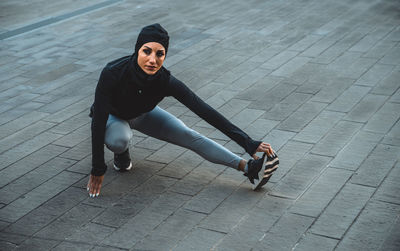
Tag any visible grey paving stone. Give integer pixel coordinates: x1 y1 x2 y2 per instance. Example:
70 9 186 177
260 50 299 70
4 186 86 236
16 237 60 250
344 94 388 123
134 208 206 250
199 183 267 233
310 78 354 103
379 215 400 251
371 68 400 96
269 140 313 183
42 97 92 123
277 101 327 133
373 162 400 204
0 120 55 154
351 144 399 187
271 56 312 77
173 227 226 251
379 45 400 65
0 144 68 188
52 123 90 148
236 75 282 102
0 157 76 204
311 120 362 157
0 171 84 222
311 183 374 239
254 213 314 251
288 34 323 52
294 233 338 251
290 167 352 217
262 129 296 152
101 192 190 249
264 92 311 121
326 85 370 112
146 143 187 164
65 222 117 244
0 111 49 139
336 200 400 251
270 154 331 199
184 168 244 214
229 68 269 92
52 241 93 251
364 102 400 134
350 25 394 53
0 131 62 171
59 138 91 161
354 63 395 87
294 110 344 143
329 130 383 170
158 150 204 179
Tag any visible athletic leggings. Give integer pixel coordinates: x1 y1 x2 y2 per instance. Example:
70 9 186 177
104 106 243 169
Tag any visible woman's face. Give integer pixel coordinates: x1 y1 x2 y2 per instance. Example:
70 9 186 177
137 42 166 75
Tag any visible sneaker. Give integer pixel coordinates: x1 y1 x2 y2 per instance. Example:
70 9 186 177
244 153 267 190
113 149 132 171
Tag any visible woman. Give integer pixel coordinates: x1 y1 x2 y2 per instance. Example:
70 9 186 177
87 24 279 197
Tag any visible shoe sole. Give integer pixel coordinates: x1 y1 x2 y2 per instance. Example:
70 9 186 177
252 155 268 190
113 162 132 171
253 156 279 190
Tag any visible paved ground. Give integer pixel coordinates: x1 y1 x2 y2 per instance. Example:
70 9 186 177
0 0 399 250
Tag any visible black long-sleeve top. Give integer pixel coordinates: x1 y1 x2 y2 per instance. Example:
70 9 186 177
91 55 261 176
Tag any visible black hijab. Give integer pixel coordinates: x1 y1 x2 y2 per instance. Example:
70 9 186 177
128 23 170 90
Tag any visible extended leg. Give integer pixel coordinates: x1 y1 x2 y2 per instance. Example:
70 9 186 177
130 106 242 169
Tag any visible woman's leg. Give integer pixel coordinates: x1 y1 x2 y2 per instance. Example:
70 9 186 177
130 106 243 169
104 114 132 154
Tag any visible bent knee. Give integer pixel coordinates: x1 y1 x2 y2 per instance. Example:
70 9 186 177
106 138 129 154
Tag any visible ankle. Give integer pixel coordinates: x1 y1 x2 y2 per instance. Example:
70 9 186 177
238 159 247 172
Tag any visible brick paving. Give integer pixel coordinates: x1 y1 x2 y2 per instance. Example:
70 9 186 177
0 0 399 250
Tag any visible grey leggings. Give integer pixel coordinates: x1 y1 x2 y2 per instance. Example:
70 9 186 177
105 106 242 169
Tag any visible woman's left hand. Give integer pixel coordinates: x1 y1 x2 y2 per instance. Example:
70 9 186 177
253 142 275 159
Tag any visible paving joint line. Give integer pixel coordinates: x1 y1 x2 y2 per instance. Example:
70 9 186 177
0 0 123 40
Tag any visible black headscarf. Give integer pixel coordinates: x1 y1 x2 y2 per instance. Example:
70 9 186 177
129 23 170 90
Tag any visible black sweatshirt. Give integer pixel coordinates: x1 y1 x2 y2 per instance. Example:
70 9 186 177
91 55 261 176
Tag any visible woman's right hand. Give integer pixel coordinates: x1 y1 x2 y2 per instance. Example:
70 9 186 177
87 174 105 197
255 142 275 157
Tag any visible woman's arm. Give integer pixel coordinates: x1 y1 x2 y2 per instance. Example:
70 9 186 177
168 75 262 156
90 68 115 176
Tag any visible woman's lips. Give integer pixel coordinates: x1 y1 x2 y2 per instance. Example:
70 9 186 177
145 65 156 71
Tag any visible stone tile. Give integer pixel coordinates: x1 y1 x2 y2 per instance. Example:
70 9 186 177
379 45 400 65
271 56 312 77
262 129 296 152
288 34 323 52
310 78 354 103
364 102 400 134
16 237 60 250
184 168 244 214
199 184 267 233
311 183 374 239
351 144 400 187
344 94 388 123
0 157 76 204
277 101 327 133
311 121 362 157
264 92 311 121
0 120 55 154
254 213 314 251
290 168 352 217
371 68 400 96
270 154 331 199
0 144 68 188
336 200 400 251
326 85 370 112
52 241 93 251
294 233 338 251
0 111 49 139
174 227 226 251
157 150 204 179
355 63 395 87
379 215 400 251
373 162 400 204
329 130 383 170
101 192 191 249
66 222 117 244
0 171 84 222
260 50 299 70
0 131 63 172
294 110 344 143
4 187 86 235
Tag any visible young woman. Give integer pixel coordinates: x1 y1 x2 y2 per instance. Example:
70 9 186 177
87 24 279 197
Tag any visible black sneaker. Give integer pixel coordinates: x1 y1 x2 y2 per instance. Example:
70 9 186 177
113 149 132 171
244 153 267 190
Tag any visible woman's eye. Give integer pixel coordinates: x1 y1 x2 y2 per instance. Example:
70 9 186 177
156 52 164 57
143 49 151 55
